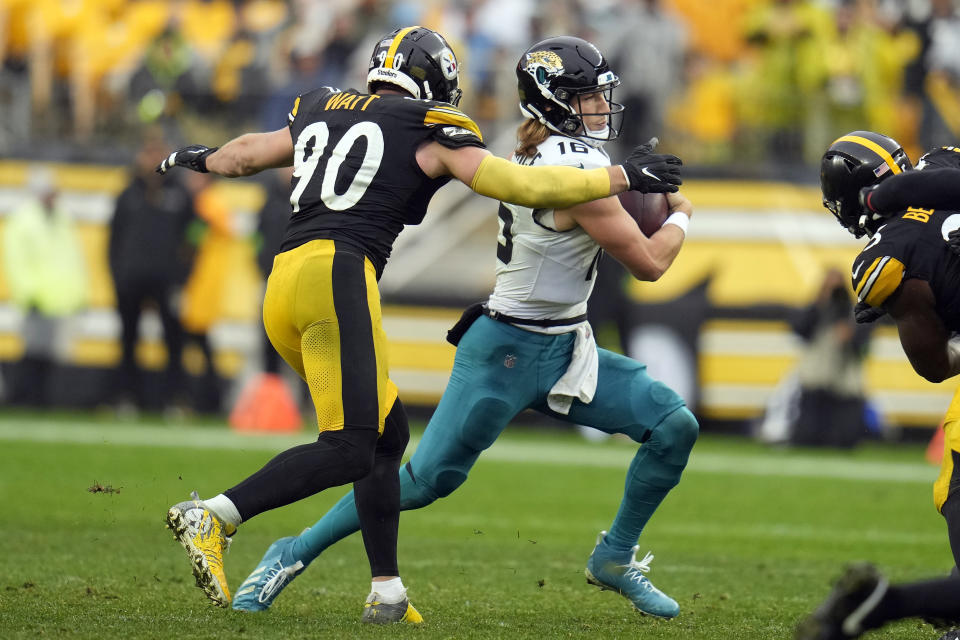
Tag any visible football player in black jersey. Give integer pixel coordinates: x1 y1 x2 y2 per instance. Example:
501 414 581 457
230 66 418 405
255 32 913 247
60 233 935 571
155 25 684 619
797 134 960 640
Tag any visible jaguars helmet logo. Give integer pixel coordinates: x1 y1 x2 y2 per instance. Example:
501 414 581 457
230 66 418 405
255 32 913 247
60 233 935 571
523 50 564 86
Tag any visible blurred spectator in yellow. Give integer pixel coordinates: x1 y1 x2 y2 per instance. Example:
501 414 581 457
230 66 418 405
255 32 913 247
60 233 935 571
605 0 688 152
740 0 833 164
108 129 195 412
903 0 960 151
806 1 919 163
129 18 198 125
1 166 87 406
667 52 737 164
179 172 234 413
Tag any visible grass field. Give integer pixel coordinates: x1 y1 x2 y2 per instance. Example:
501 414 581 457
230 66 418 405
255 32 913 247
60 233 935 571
0 411 951 639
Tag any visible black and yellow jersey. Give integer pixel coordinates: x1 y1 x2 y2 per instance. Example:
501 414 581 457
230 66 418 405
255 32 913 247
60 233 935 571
280 86 485 277
851 207 960 330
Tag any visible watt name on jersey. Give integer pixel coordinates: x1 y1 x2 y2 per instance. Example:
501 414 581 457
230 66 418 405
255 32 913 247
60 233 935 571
280 86 484 277
852 206 960 330
487 135 610 330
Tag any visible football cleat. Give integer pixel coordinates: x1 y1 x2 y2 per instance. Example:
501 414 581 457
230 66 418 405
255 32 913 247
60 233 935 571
165 491 234 607
585 531 679 619
361 592 424 624
232 536 305 612
794 563 889 640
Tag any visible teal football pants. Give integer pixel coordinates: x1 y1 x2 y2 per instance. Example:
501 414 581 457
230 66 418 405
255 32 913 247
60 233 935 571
293 315 698 564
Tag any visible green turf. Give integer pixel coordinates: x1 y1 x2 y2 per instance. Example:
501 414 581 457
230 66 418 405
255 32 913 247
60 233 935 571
0 412 950 639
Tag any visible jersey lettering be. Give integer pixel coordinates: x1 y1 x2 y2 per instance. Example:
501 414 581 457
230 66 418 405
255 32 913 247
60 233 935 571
281 87 485 277
486 135 611 331
851 207 960 330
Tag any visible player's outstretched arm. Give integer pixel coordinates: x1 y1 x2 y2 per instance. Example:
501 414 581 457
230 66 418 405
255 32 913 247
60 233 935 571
886 278 960 383
560 190 692 281
860 168 960 215
425 140 682 209
156 129 294 178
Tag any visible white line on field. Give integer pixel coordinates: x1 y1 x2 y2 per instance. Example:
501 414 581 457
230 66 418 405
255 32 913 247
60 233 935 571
0 419 939 484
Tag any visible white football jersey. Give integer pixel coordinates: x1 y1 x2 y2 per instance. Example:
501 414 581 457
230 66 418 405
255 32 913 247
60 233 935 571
486 135 610 333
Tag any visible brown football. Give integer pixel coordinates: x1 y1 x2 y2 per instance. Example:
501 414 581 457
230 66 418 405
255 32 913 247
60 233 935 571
618 191 670 237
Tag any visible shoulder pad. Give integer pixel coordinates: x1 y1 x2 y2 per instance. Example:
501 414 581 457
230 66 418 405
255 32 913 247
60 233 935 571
853 255 905 307
423 105 483 142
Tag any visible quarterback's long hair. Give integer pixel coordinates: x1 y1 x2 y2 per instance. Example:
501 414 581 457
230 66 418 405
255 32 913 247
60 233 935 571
515 119 551 159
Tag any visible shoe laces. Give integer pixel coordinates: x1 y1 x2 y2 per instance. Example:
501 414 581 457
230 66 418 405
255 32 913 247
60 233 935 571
621 546 655 586
188 491 233 553
258 560 304 603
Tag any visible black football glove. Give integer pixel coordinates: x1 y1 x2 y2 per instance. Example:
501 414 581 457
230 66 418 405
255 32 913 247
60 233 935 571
156 144 218 175
854 301 886 324
620 137 682 194
949 228 960 257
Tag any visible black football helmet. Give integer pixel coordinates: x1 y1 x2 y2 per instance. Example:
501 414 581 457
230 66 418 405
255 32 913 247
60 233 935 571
820 130 912 237
367 26 462 106
516 36 624 147
916 145 960 171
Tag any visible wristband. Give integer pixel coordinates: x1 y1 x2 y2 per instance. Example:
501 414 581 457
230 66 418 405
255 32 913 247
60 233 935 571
662 211 689 235
619 165 630 189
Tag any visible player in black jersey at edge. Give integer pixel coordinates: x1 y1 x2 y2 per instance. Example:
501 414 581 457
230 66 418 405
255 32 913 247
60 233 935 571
155 25 683 621
797 133 960 640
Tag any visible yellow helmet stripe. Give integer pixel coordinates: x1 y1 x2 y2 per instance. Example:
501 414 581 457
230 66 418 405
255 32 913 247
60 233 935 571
833 135 903 176
385 26 419 69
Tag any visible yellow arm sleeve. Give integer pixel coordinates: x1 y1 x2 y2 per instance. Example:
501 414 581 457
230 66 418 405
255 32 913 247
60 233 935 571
469 155 612 209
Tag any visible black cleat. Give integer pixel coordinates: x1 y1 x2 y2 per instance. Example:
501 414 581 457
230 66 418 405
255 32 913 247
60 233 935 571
795 564 889 640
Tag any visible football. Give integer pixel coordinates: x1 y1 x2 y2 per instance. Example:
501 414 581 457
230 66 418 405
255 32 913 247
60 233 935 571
619 191 670 237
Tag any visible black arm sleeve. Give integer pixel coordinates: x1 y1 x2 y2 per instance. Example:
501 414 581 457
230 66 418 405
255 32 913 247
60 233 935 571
870 169 960 213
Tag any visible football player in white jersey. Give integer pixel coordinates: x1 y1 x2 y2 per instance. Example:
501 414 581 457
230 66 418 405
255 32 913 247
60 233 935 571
234 36 698 620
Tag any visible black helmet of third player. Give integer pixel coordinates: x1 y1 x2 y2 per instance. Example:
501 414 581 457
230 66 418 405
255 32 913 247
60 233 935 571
517 36 624 147
820 130 912 238
367 26 462 106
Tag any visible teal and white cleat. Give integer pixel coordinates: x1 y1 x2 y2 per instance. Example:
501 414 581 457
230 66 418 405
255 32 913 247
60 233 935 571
585 531 680 619
232 536 305 612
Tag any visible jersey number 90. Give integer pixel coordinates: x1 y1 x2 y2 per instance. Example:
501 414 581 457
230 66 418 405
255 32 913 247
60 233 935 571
291 121 385 213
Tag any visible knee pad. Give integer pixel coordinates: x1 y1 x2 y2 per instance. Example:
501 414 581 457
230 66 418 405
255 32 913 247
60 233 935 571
399 462 468 510
648 406 699 466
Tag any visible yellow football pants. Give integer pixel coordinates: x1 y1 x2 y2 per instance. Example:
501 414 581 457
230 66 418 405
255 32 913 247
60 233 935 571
933 384 960 512
262 239 397 433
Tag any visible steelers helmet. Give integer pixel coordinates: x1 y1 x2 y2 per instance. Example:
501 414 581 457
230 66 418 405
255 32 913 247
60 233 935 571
916 145 960 171
367 26 462 106
820 130 912 238
516 36 624 147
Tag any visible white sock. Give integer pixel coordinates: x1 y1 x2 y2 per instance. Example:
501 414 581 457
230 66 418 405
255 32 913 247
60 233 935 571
371 577 406 604
203 494 242 530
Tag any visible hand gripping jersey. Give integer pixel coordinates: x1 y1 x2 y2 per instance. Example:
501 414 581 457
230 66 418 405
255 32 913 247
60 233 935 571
486 135 610 331
280 87 485 278
852 206 960 330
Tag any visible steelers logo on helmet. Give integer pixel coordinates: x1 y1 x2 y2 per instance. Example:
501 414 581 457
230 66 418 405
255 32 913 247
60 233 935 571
439 48 458 80
366 26 463 106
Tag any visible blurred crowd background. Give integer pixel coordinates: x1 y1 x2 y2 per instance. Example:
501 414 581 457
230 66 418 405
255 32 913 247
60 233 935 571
0 0 958 445
1 0 959 168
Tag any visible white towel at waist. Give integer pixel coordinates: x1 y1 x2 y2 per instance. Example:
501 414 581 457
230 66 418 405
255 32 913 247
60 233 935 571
547 323 599 415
